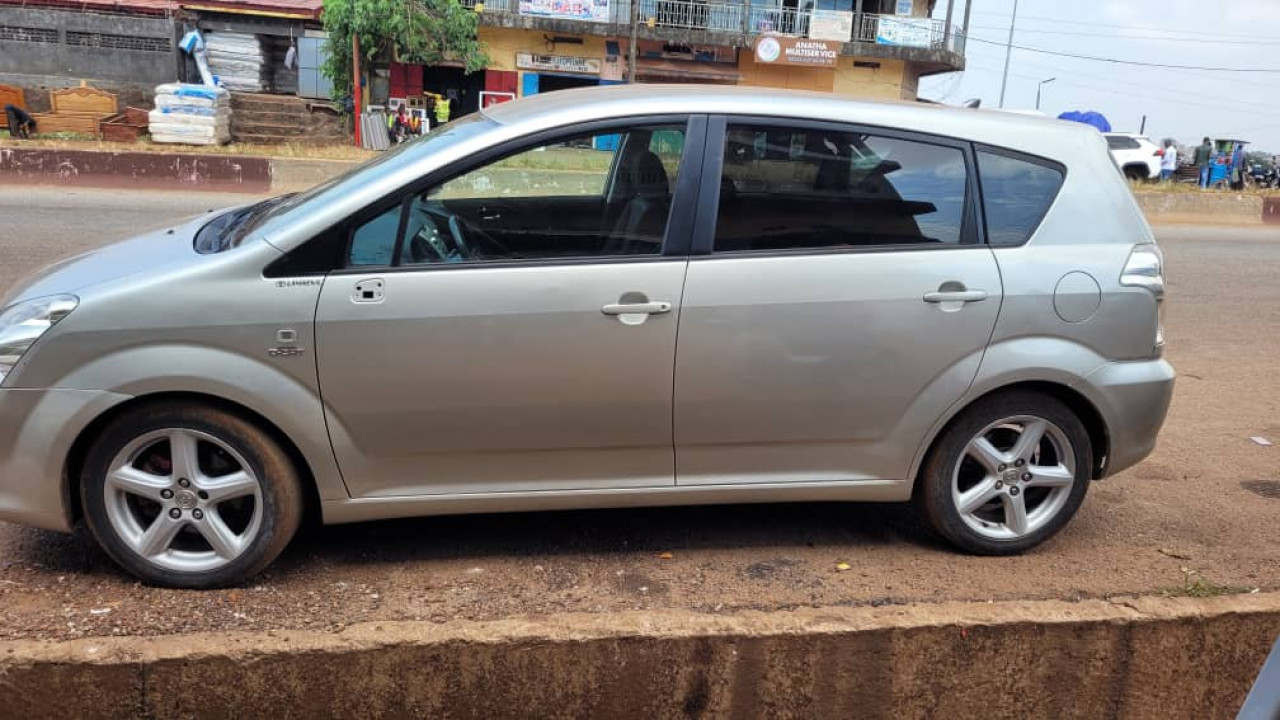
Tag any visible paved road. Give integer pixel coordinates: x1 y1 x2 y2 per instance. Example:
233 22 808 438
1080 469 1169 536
0 187 1277 640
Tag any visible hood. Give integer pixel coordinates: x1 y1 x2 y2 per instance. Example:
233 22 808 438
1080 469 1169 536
1 214 216 308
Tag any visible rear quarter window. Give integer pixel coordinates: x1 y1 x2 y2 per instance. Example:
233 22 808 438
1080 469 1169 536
1106 136 1141 150
977 150 1065 247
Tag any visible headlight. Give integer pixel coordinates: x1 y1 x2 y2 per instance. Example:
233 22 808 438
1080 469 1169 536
0 295 78 386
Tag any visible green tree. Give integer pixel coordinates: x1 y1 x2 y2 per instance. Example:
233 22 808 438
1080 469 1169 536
322 0 489 101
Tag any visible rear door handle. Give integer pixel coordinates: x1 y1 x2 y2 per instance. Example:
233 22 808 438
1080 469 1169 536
602 301 673 316
923 290 988 304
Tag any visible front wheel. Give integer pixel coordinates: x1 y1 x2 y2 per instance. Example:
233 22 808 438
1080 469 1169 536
80 402 303 588
914 391 1092 555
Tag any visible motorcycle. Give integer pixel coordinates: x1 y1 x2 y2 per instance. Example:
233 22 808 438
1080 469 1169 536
1247 164 1280 189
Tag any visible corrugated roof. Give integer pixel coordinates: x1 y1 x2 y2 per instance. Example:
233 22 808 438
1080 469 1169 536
0 0 321 19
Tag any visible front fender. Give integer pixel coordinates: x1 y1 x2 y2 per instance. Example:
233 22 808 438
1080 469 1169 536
56 344 350 501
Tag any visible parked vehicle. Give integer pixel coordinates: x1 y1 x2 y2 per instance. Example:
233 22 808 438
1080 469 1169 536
0 86 1175 588
1247 163 1278 189
1104 132 1163 181
1207 138 1251 190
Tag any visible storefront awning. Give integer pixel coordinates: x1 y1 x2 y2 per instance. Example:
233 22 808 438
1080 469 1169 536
635 59 741 84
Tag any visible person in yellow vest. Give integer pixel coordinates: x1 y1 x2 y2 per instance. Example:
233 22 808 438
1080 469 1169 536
433 96 450 126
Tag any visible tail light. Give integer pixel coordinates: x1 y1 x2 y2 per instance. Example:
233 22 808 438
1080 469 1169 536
1154 149 1165 157
1120 244 1165 354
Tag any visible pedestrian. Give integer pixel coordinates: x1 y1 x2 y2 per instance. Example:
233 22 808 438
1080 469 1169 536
1160 140 1178 182
4 104 35 139
1195 136 1214 189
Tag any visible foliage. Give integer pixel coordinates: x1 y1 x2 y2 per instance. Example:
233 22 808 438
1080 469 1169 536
321 0 488 100
1246 150 1275 168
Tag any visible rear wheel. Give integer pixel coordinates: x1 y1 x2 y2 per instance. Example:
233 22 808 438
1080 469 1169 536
80 402 303 588
915 391 1092 555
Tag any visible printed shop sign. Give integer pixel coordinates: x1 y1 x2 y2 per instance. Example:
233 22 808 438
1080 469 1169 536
877 16 933 47
516 52 602 75
753 36 839 68
809 9 854 42
519 0 609 23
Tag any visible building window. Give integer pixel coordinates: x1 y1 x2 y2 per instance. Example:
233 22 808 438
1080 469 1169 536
0 26 58 44
65 31 171 53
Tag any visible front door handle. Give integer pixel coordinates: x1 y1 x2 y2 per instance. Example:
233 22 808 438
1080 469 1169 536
923 289 988 304
602 301 673 316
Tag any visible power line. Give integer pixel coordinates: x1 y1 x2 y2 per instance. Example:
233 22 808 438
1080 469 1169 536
970 10 1265 41
968 24 1280 46
949 58 1280 125
962 34 1280 73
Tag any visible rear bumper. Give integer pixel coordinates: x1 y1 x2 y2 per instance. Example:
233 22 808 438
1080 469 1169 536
0 388 131 532
1082 359 1175 478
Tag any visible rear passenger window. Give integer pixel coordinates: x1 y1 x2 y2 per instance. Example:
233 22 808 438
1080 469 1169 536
715 124 970 252
977 151 1065 247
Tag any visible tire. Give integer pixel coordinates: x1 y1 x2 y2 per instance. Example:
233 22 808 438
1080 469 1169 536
80 401 303 589
914 391 1092 555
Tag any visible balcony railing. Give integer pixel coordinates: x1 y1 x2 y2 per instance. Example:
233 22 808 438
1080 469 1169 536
463 0 964 53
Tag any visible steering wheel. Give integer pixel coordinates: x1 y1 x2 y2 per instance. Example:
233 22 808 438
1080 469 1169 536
447 215 474 259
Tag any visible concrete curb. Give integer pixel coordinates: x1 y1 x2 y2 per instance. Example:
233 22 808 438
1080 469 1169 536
1135 191 1264 226
1 593 1276 718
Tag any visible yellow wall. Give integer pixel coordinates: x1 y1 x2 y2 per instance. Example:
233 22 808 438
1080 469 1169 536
477 26 913 100
478 26 611 93
832 56 908 100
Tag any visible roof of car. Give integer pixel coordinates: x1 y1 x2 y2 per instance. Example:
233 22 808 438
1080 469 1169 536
480 84 1101 160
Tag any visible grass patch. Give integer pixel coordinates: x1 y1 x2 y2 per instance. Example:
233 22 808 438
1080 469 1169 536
1130 178 1280 196
1159 569 1253 598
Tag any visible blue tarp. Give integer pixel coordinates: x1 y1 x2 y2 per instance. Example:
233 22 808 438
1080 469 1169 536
1057 111 1112 133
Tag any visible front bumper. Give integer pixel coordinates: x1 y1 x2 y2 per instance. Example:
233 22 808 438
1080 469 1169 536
1083 359 1176 478
0 388 131 532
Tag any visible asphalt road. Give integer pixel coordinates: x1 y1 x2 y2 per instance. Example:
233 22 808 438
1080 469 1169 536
0 187 1277 640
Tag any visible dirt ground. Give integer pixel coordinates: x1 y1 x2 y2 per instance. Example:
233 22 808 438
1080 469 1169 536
0 188 1276 641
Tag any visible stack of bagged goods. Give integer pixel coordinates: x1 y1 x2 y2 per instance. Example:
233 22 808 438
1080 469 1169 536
204 32 267 92
149 83 231 145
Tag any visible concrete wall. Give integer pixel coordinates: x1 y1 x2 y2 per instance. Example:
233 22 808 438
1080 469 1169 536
0 7 178 108
0 594 1276 718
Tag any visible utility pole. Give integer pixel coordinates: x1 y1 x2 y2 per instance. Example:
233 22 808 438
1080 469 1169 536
352 33 362 148
1036 77 1055 110
943 0 955 51
1140 114 1147 134
627 0 639 83
997 0 1018 108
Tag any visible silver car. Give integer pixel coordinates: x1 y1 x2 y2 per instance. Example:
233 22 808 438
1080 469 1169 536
0 86 1173 588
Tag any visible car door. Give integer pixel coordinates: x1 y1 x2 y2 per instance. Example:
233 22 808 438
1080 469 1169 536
674 118 1002 486
315 118 702 498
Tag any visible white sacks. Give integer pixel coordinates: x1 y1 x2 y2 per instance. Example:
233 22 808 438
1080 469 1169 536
150 83 232 145
205 32 268 93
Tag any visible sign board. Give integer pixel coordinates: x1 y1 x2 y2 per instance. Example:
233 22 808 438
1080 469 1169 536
809 10 853 42
518 0 609 23
895 0 913 15
876 16 933 47
516 52 602 75
753 36 839 68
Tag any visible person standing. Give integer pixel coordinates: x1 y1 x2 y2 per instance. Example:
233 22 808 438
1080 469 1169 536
1160 140 1178 182
1195 137 1214 189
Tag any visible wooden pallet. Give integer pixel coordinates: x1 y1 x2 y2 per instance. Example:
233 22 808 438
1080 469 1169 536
0 84 24 111
31 86 117 136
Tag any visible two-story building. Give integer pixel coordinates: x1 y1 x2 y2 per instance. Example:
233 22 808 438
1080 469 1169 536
406 0 967 119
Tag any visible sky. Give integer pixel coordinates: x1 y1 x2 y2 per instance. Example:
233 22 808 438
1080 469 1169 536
922 0 1280 152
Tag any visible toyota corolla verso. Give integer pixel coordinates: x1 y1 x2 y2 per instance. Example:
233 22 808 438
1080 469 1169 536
0 86 1174 588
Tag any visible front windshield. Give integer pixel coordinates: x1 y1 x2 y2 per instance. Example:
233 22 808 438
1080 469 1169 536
194 113 493 254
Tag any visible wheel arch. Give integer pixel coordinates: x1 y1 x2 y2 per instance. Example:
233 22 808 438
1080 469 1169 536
910 380 1110 495
63 391 324 529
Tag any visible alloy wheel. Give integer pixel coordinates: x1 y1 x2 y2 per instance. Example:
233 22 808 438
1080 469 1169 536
950 415 1077 541
102 428 264 573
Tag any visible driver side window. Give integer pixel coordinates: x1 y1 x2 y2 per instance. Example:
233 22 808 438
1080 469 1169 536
343 123 686 268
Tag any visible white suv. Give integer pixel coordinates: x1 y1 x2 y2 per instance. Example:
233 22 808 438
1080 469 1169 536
1105 133 1163 181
